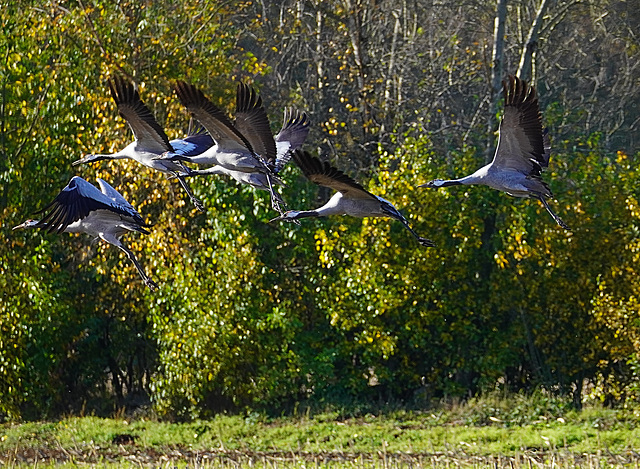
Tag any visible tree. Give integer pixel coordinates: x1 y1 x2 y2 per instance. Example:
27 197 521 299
2 0 639 420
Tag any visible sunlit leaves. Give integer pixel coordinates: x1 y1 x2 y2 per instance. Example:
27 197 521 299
0 0 261 420
2 0 640 421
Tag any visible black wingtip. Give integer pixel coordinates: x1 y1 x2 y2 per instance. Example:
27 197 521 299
283 108 311 129
503 74 538 110
236 82 263 114
174 80 200 108
108 75 139 107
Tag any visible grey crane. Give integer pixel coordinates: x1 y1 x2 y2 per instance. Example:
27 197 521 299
72 76 206 211
183 107 310 192
158 81 286 212
420 75 569 230
271 150 435 248
13 176 158 290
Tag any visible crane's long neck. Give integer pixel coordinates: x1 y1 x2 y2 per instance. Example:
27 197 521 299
431 165 490 188
107 150 132 160
188 165 228 177
74 150 129 166
280 194 347 221
289 210 321 219
435 174 483 187
309 194 347 217
101 152 131 164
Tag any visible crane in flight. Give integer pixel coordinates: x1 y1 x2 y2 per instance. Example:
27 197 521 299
180 108 310 193
271 150 435 248
13 176 158 291
72 76 206 211
420 75 569 230
158 81 288 213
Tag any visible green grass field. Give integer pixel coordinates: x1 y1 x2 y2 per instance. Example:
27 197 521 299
2 393 639 468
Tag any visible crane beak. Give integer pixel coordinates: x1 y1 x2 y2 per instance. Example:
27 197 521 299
72 154 97 166
268 214 301 225
12 220 31 230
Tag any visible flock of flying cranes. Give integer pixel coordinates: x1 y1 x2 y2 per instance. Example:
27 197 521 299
13 74 569 291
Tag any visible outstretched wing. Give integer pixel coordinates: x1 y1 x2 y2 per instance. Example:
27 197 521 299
275 108 310 173
234 82 277 164
174 81 254 154
108 76 173 153
492 75 548 178
36 176 143 233
292 150 376 200
169 119 215 157
96 178 146 220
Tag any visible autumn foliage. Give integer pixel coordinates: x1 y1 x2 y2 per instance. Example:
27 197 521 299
1 0 639 420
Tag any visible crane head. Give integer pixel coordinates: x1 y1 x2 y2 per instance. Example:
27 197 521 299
152 151 183 162
13 219 40 230
418 178 446 189
268 211 302 223
72 153 108 166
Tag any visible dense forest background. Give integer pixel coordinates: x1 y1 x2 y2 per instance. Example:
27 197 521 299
1 0 638 421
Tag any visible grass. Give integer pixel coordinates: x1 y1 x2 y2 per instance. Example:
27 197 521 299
1 392 640 467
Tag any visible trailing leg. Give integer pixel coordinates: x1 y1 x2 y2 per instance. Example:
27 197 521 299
173 171 205 212
398 218 436 248
537 195 570 230
119 244 158 291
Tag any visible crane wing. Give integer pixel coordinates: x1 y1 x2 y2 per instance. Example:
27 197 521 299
36 177 143 234
169 133 215 157
96 178 144 216
491 75 548 178
186 116 207 137
274 108 310 173
169 120 215 157
292 150 376 200
108 76 173 154
234 83 277 164
174 81 253 155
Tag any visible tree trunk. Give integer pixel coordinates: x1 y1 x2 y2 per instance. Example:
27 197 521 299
315 9 324 93
384 11 401 114
517 0 552 82
484 0 507 163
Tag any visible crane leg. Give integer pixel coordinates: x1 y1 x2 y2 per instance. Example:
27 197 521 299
172 171 205 212
381 206 435 248
537 196 570 230
400 218 436 248
265 173 301 225
265 173 284 213
178 161 194 176
119 244 158 291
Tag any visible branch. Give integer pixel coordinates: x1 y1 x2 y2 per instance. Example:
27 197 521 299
12 79 54 163
517 0 552 81
484 0 507 164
